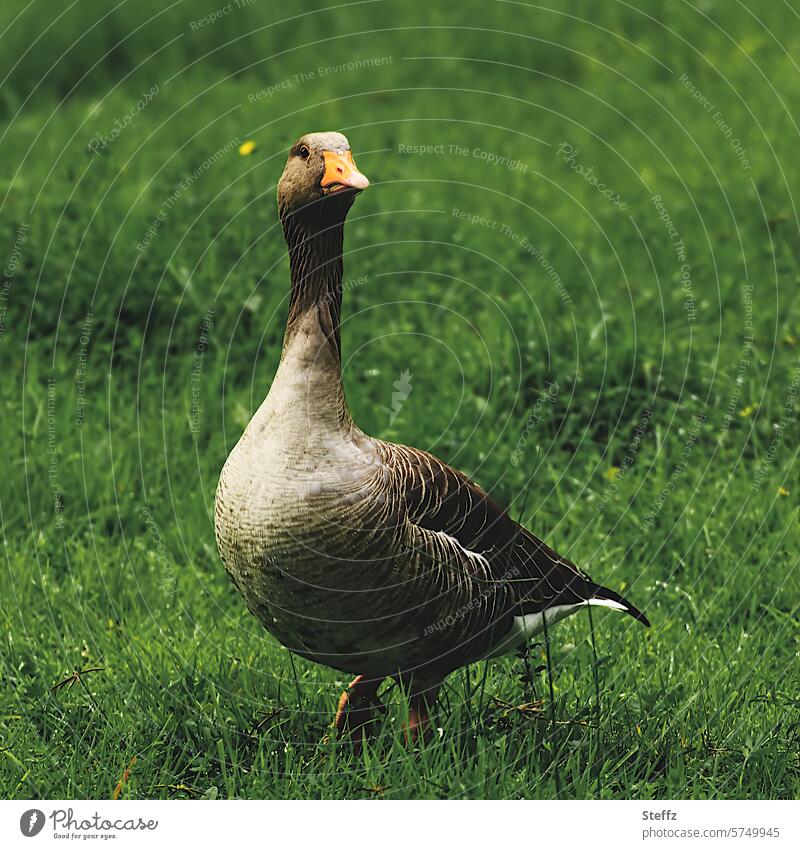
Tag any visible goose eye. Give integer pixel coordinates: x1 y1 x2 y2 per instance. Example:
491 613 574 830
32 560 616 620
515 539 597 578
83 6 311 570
299 145 310 160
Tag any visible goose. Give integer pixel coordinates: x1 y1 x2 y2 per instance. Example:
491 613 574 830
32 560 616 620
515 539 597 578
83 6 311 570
214 131 649 743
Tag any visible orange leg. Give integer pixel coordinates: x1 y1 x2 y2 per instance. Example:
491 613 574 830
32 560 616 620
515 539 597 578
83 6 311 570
403 685 440 744
334 675 384 745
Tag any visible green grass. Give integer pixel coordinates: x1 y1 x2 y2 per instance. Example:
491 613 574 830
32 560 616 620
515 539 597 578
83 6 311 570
1 0 799 799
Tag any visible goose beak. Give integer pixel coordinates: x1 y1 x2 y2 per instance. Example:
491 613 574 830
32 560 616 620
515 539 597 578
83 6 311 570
321 150 369 195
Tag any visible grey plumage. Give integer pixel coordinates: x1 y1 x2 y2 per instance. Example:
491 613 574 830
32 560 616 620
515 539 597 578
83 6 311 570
214 132 648 734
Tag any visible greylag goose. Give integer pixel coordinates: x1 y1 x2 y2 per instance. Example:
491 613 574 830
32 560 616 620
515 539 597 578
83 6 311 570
215 131 649 742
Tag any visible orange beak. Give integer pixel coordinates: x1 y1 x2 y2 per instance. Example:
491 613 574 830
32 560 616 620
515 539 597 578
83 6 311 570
321 150 369 195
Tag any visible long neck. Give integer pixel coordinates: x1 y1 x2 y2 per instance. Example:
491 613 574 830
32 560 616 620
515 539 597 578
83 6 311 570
281 206 345 360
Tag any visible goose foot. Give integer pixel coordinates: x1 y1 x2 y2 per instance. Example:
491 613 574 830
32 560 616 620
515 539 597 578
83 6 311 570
334 675 384 747
403 685 440 745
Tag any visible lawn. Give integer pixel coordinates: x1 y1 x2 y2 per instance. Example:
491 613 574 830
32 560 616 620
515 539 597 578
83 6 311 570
1 0 798 799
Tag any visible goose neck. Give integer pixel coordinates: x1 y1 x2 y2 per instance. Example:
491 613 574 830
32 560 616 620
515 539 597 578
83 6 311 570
282 208 345 358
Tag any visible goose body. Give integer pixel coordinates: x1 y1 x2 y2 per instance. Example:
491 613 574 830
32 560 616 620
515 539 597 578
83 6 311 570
215 132 648 737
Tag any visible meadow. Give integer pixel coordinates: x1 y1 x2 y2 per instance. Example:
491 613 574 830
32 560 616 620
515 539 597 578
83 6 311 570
0 0 798 799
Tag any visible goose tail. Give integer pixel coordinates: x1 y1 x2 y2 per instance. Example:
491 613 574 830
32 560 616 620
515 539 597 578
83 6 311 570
588 583 650 628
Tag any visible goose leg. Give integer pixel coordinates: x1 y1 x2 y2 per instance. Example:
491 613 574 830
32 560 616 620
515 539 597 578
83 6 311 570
334 675 384 744
403 683 440 744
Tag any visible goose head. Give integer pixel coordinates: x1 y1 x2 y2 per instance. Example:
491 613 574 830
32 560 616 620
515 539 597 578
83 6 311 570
277 131 369 219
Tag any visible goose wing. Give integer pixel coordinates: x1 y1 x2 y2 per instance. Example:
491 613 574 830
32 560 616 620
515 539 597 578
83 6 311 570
377 441 649 632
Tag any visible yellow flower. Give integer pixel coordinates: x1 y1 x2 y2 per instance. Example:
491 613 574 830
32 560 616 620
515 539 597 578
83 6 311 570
778 487 789 497
739 403 758 418
239 140 256 156
739 37 762 55
605 466 620 481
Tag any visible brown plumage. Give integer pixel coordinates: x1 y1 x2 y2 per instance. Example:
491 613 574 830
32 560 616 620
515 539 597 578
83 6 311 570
214 131 649 742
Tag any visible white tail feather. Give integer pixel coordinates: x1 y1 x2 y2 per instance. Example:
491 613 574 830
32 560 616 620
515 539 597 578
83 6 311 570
587 596 627 613
485 598 628 658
